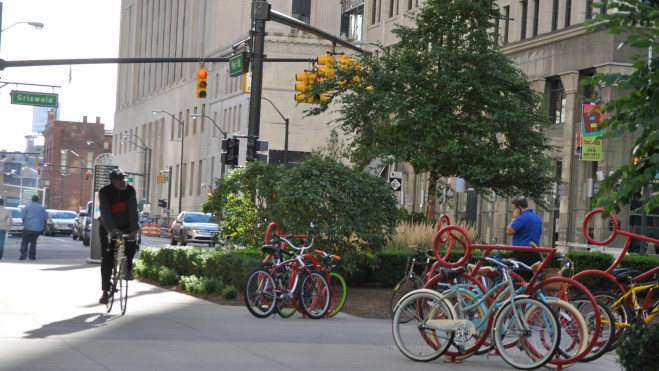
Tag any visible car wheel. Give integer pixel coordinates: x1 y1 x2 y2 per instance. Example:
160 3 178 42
72 232 78 240
180 231 187 246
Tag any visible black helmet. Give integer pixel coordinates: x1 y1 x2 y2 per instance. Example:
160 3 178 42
109 168 126 180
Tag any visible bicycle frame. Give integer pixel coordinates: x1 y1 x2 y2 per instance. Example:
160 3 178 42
610 281 659 328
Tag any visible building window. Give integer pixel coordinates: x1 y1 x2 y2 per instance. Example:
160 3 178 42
532 0 539 37
586 0 593 20
292 0 311 24
503 6 510 44
371 0 378 24
521 1 528 40
551 0 559 31
600 1 608 14
565 0 572 26
408 0 412 11
548 78 565 125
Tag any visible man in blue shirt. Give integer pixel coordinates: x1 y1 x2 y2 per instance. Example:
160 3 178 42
20 195 49 260
506 198 542 280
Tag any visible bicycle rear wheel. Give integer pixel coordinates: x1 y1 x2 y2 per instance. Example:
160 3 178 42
541 298 589 368
591 290 632 350
119 258 129 315
276 269 297 318
493 297 560 370
244 267 278 318
572 295 616 363
329 272 347 317
106 265 119 313
389 275 425 320
297 270 331 319
391 289 456 362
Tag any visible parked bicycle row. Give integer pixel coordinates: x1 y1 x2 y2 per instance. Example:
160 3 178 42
243 222 347 319
390 209 658 370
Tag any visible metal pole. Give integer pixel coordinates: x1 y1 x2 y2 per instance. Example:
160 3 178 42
167 166 172 228
146 148 151 205
60 172 63 209
179 128 184 214
248 0 268 139
0 2 3 56
284 118 289 166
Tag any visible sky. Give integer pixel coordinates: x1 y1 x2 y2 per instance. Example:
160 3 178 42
0 0 120 152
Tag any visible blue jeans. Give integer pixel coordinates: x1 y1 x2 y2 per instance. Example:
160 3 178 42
0 229 6 258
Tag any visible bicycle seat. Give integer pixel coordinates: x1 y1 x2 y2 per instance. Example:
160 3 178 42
612 268 641 283
441 266 466 280
467 263 495 275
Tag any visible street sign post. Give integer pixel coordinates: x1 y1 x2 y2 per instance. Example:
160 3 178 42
389 171 402 191
10 90 59 108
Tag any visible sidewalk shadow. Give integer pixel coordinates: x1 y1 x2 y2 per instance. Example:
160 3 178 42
23 313 119 338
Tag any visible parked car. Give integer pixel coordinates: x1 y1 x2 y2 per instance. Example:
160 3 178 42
6 206 24 237
44 210 77 236
170 211 219 247
72 211 89 241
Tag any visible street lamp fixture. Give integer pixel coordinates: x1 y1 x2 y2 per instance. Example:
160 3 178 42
152 109 185 214
1 21 45 32
191 113 227 179
262 97 289 166
119 133 152 204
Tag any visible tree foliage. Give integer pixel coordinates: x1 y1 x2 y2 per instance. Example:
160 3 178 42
586 0 659 214
304 0 556 217
202 156 398 253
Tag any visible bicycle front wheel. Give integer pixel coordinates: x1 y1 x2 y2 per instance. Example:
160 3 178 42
493 297 560 370
106 265 119 313
297 270 331 319
389 275 425 320
119 258 129 315
392 289 456 362
244 267 278 318
328 272 347 317
276 269 298 318
572 295 616 363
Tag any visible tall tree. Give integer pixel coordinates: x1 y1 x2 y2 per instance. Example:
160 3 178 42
587 0 659 214
306 0 556 220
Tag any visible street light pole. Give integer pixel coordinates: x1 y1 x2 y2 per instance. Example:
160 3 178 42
61 149 86 210
191 114 227 179
121 134 151 205
153 110 184 214
262 97 289 166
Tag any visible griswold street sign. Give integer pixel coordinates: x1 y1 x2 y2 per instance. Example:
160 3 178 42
10 90 59 108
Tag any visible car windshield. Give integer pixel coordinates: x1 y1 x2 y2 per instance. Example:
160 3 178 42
9 209 22 218
53 211 77 219
183 213 215 223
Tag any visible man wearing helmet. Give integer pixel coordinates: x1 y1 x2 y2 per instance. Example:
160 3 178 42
98 168 140 304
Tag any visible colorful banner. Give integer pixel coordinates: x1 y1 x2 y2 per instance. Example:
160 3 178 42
580 103 603 161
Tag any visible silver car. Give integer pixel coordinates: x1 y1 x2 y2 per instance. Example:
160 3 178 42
6 207 23 237
44 210 77 236
170 212 219 247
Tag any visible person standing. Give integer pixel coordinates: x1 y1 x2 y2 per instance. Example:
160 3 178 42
0 199 13 260
20 195 49 261
98 168 140 304
506 198 543 281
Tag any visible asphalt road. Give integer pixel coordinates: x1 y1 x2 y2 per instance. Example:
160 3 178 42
0 233 622 371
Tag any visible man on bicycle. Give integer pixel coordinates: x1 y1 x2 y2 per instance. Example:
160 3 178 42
98 168 140 304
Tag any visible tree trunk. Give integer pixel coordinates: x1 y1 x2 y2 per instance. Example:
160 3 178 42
425 171 438 221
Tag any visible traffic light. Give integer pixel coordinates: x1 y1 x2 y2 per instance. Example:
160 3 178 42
37 166 41 175
246 138 256 162
295 71 314 103
85 171 90 180
158 199 168 208
317 53 336 81
196 66 208 98
225 138 239 166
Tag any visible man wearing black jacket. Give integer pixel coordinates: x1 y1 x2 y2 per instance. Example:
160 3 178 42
98 168 140 304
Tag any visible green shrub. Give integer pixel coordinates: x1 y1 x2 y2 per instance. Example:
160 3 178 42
621 254 659 276
373 249 413 288
205 249 264 287
568 251 615 291
158 266 179 285
221 285 238 300
137 247 159 265
205 277 225 295
616 325 659 370
341 251 378 287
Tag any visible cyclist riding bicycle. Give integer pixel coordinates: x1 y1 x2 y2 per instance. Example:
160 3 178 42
98 168 140 304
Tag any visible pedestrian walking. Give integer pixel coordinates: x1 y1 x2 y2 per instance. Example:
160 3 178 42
0 199 13 260
20 195 49 261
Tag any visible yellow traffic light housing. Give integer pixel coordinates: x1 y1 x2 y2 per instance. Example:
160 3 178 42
294 71 315 103
316 53 336 80
196 66 208 98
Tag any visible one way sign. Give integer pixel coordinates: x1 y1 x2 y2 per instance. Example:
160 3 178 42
389 171 402 191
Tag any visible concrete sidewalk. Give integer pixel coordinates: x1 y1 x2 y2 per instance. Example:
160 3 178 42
0 258 621 371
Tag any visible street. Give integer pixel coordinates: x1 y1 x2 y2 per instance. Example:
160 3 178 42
0 234 622 371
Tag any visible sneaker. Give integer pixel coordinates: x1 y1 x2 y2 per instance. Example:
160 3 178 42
19 256 26 260
29 257 36 261
99 292 109 304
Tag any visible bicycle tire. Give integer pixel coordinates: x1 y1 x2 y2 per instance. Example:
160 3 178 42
540 298 589 369
276 269 297 318
329 272 347 317
572 295 616 363
297 270 331 319
106 264 118 313
441 287 490 362
389 275 425 320
119 258 129 315
243 267 278 318
591 290 633 350
391 289 455 362
493 297 560 370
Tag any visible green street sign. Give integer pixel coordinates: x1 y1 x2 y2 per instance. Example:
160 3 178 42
229 52 249 77
126 177 134 183
10 90 59 108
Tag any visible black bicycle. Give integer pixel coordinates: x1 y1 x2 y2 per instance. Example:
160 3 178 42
106 234 132 315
